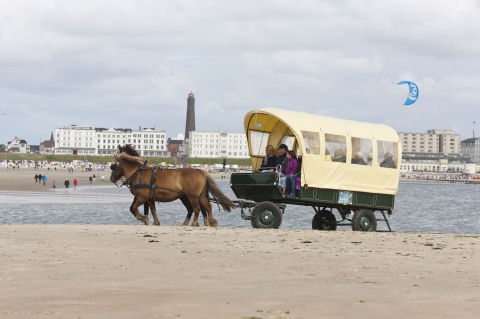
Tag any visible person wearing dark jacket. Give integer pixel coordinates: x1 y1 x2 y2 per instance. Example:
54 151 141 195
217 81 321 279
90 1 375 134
258 145 277 172
380 153 396 168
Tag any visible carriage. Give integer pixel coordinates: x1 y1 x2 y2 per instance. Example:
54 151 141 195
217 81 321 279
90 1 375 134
229 108 401 231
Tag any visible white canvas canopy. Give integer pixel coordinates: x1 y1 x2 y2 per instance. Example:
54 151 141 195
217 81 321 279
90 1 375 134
244 108 401 195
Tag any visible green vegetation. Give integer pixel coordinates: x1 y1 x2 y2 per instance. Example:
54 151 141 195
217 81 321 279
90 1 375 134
0 152 251 166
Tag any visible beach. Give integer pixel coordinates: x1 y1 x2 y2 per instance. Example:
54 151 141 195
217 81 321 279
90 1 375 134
1 167 479 318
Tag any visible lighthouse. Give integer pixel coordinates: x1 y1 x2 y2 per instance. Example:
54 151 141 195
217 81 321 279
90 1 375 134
185 91 195 140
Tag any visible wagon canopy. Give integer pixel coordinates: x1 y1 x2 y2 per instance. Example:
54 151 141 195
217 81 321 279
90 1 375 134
244 108 401 195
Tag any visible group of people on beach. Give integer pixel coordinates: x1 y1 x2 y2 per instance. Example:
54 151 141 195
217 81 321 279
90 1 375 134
34 173 47 186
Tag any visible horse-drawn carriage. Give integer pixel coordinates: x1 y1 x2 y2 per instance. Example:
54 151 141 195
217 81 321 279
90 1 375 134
229 108 401 231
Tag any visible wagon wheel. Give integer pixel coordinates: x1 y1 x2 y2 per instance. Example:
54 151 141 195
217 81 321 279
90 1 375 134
251 201 283 229
312 209 337 231
352 209 377 232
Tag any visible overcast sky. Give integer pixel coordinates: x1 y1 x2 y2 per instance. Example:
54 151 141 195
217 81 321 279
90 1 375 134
1 0 480 145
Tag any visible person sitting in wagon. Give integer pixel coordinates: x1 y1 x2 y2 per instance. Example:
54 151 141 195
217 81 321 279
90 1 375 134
332 149 346 163
274 143 289 172
351 152 367 165
257 144 277 172
279 150 299 195
380 152 396 168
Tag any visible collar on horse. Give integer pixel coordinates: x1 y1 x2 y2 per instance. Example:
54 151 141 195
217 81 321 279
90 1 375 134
121 165 162 200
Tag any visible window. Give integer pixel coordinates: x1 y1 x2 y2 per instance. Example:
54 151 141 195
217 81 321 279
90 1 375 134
301 131 320 155
377 141 398 169
351 137 372 165
325 134 346 162
249 131 269 156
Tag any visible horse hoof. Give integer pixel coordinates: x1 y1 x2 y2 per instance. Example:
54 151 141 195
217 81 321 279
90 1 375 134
154 221 160 226
209 219 218 227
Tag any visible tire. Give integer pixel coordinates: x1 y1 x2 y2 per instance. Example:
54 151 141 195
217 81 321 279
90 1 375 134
352 209 377 232
251 201 283 229
312 209 337 231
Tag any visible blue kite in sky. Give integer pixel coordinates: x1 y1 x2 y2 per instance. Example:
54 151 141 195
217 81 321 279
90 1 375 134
397 81 419 106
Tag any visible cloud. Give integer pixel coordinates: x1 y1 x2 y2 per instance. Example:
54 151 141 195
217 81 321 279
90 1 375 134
1 0 480 146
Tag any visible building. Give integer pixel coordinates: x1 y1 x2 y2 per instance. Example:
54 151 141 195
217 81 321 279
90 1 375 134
460 137 480 163
400 152 473 173
54 125 168 157
6 137 30 153
167 133 186 158
187 131 249 158
398 129 461 154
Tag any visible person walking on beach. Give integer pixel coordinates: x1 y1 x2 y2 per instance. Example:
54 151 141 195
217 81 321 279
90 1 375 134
52 179 57 189
64 178 70 189
89 176 93 184
34 174 39 183
73 178 78 188
42 175 47 186
38 174 43 185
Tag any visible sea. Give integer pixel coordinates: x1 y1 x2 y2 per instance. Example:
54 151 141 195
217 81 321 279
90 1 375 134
1 180 479 234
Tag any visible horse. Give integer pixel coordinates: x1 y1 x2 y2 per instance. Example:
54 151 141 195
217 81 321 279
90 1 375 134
115 145 210 225
110 144 236 226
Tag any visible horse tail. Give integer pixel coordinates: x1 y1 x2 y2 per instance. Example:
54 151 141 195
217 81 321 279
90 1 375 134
204 172 236 212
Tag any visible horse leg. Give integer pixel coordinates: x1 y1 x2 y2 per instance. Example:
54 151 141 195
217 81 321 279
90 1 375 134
130 198 149 225
187 196 202 227
147 200 160 226
180 196 194 226
200 196 217 227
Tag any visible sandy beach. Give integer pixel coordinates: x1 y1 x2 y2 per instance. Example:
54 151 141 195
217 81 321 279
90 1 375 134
1 167 479 318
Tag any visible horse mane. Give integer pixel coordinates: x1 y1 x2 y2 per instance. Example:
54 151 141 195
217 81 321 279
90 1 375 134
118 144 144 165
121 144 141 157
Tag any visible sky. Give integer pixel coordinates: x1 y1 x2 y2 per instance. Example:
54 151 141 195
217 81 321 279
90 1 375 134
1 0 480 145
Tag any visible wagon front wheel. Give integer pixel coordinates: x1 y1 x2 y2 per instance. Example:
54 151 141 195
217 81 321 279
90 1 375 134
251 201 283 229
312 209 337 231
352 209 377 232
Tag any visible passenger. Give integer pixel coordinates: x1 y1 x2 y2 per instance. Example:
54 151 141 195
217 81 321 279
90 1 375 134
279 151 299 194
332 149 346 163
257 145 277 172
324 149 332 161
352 152 367 165
380 153 396 168
367 153 373 166
274 144 289 176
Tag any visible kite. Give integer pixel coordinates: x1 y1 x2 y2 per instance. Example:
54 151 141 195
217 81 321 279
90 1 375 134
397 81 419 106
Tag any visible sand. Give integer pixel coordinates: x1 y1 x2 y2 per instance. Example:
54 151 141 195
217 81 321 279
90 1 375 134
1 167 479 318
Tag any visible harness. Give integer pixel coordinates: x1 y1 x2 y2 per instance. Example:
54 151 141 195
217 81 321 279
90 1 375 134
118 165 208 201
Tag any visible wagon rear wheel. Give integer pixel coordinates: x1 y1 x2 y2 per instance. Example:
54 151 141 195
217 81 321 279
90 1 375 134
251 201 283 229
352 209 377 232
312 209 337 231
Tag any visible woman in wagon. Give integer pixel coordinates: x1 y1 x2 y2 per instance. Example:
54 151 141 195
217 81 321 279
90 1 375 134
281 151 300 197
257 144 277 172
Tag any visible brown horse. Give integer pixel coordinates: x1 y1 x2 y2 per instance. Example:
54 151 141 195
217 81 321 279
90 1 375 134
110 144 236 226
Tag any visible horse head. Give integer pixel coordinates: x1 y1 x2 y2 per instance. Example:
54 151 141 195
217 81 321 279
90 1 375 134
110 154 124 184
110 148 144 184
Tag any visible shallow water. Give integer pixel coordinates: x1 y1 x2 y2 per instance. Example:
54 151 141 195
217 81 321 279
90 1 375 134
1 180 479 234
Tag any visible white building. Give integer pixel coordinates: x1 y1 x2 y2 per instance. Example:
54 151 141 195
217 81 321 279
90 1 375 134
54 125 168 157
187 131 249 158
398 129 461 154
6 136 30 153
460 137 480 163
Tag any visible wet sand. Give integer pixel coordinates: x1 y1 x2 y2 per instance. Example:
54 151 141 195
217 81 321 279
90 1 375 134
0 167 479 318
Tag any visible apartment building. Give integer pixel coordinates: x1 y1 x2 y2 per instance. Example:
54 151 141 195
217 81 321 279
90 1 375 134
187 131 249 158
54 125 168 157
398 129 461 154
